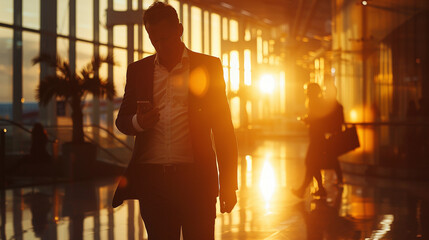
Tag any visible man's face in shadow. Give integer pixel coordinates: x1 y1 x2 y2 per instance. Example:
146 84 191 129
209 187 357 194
146 19 183 59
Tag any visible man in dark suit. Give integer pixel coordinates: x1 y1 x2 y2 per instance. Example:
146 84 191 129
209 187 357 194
112 2 238 239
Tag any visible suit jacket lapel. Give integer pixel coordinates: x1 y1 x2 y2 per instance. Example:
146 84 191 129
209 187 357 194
136 55 156 103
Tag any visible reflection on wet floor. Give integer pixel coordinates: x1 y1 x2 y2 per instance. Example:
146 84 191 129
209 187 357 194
2 137 429 239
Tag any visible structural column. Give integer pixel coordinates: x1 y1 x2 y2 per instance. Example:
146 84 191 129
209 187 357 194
12 0 23 123
92 0 101 130
107 0 114 132
40 0 58 126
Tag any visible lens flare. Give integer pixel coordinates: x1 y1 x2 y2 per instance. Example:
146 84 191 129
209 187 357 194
189 67 209 97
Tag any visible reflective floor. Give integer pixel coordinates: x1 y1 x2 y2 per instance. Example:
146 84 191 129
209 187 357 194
2 136 429 239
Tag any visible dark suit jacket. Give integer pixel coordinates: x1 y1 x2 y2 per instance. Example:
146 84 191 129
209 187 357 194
112 50 238 208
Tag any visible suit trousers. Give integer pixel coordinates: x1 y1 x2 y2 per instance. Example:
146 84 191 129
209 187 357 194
137 164 217 240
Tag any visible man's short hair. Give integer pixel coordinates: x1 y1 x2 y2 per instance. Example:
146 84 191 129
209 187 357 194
143 2 179 26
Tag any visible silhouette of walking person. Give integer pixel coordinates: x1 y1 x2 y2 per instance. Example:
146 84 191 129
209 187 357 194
293 83 329 198
29 123 51 164
324 85 344 186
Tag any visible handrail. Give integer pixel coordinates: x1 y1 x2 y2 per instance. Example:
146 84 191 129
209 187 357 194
89 124 133 151
45 124 133 151
0 118 58 143
83 134 128 167
43 124 132 165
0 118 130 166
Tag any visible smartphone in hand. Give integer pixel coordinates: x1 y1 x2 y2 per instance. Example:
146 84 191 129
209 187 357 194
137 100 153 114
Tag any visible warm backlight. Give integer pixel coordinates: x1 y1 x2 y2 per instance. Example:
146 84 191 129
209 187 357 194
259 157 276 210
259 74 275 94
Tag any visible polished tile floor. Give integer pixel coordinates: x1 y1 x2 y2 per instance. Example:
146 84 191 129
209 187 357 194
2 137 429 239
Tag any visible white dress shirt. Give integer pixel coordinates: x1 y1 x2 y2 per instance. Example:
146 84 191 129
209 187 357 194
132 48 194 164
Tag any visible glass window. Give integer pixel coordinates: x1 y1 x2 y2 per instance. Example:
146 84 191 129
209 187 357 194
211 13 221 58
280 71 286 114
99 46 109 129
23 32 40 103
99 0 108 44
244 49 251 86
263 40 268 56
229 19 238 42
245 28 251 41
114 48 127 98
190 6 202 52
134 51 139 62
77 41 94 106
222 17 228 40
57 0 69 36
203 11 210 55
0 0 13 24
134 25 139 50
57 37 69 61
76 41 94 73
114 0 127 11
222 53 229 92
230 51 239 91
113 26 127 47
143 26 155 53
182 4 189 46
257 32 262 64
0 28 13 107
77 0 93 40
99 45 109 80
23 0 40 30
230 98 240 128
132 0 138 10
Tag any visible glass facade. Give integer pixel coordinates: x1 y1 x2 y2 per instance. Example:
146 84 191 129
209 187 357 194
0 28 13 105
22 32 40 103
0 0 286 132
23 0 40 30
330 0 429 167
0 0 13 25
76 0 93 40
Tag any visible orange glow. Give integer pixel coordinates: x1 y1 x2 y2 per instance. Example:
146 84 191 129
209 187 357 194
229 19 239 42
244 50 252 86
259 74 275 94
189 67 209 97
246 155 253 187
191 6 202 52
350 109 359 122
259 155 276 211
230 51 240 91
117 176 128 188
211 13 221 57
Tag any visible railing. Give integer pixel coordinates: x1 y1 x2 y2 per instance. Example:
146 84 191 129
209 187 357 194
0 118 59 161
0 118 133 187
44 124 133 167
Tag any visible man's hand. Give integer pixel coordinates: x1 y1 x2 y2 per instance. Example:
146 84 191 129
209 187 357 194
219 190 237 213
137 108 160 130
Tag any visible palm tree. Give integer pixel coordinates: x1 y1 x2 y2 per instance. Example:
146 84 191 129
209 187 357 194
33 54 116 143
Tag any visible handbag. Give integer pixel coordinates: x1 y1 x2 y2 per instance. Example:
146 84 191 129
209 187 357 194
326 125 360 157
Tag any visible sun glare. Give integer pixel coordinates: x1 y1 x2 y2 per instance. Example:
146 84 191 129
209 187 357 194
350 109 359 122
259 156 276 211
259 74 275 94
